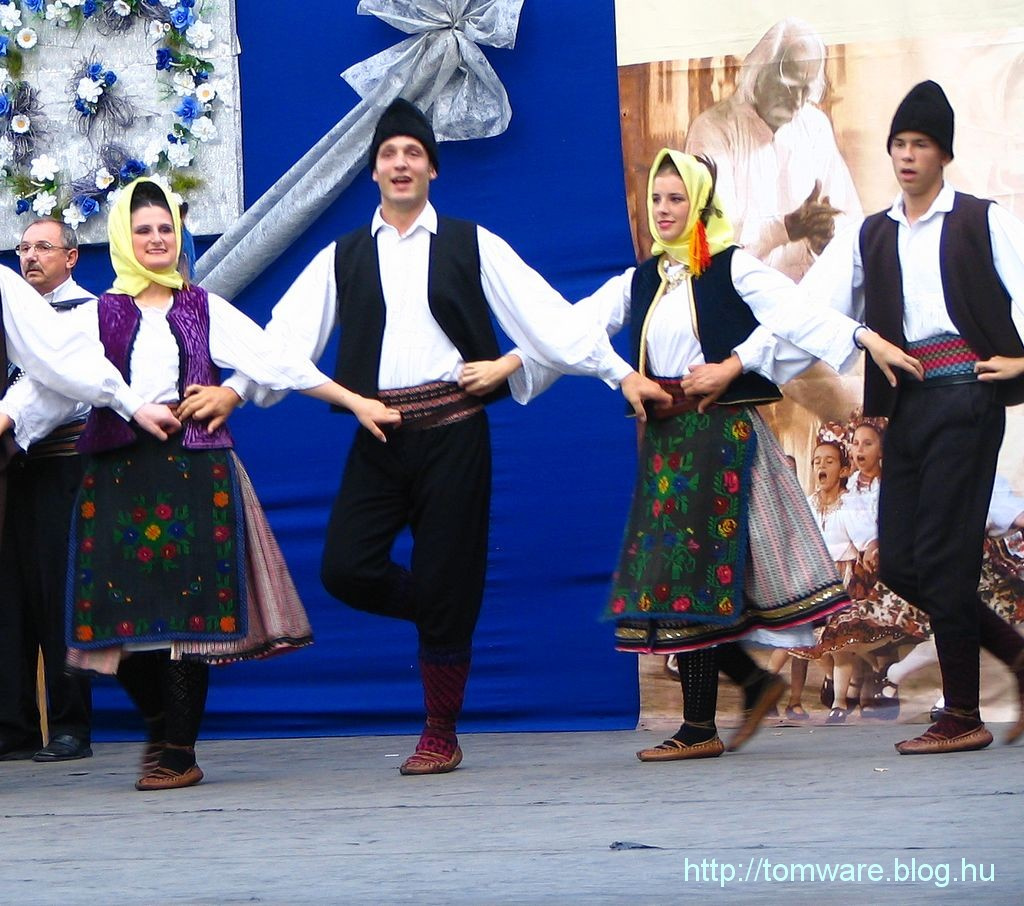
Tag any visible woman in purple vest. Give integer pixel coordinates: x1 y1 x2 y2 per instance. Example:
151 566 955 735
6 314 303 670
512 150 922 760
65 178 400 790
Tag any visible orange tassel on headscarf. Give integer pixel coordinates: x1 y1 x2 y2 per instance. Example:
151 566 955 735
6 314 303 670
689 219 712 277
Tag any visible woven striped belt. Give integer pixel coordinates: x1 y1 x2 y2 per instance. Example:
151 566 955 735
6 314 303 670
27 417 87 459
645 376 702 420
377 381 482 431
905 333 978 383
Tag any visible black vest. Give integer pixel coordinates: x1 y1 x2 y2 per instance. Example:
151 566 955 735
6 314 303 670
629 247 782 405
859 192 1024 415
332 216 509 408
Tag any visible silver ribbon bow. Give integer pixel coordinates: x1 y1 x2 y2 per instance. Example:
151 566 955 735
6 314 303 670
194 0 524 299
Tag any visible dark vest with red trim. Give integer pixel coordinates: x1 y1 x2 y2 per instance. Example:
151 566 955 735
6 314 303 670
77 285 234 454
629 247 782 405
331 217 509 408
859 192 1024 415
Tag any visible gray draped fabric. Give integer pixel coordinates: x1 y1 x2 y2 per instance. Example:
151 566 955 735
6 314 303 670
194 0 524 300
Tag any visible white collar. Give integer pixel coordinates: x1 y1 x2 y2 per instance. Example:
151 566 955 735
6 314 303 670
371 201 438 239
887 182 955 227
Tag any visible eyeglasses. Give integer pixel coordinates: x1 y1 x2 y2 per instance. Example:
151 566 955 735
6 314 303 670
13 242 70 256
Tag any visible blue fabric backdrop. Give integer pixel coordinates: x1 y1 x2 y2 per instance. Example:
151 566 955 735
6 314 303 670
12 2 650 740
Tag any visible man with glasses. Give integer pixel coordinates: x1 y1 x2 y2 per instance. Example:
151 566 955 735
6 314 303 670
0 220 101 761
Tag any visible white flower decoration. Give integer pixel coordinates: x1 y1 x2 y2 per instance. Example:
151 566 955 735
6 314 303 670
45 4 73 24
63 203 86 229
64 0 85 6
146 20 171 41
10 114 30 134
95 167 114 191
111 0 131 16
159 0 177 7
167 142 193 168
15 27 37 49
185 21 215 50
29 154 59 181
172 70 196 96
0 136 14 167
142 140 164 167
0 5 22 30
195 83 217 105
0 66 9 87
189 116 217 143
32 191 57 216
76 76 103 104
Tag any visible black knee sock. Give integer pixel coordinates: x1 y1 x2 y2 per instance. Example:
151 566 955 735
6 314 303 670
160 658 209 749
117 651 166 740
672 648 719 744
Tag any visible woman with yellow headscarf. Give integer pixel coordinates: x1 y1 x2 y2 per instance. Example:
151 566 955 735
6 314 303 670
508 149 920 761
62 178 401 791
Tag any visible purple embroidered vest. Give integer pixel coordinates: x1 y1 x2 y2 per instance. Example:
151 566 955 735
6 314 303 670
77 285 234 454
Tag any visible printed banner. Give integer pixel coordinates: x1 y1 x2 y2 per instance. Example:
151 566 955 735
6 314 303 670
614 3 1024 728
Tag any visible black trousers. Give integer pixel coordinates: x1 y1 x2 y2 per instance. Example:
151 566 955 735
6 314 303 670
321 413 491 649
878 381 1004 639
0 455 91 741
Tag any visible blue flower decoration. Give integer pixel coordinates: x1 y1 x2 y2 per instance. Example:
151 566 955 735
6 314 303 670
87 63 103 80
194 70 210 83
663 533 677 547
77 195 100 218
170 5 196 30
152 620 167 634
673 475 690 492
78 568 93 584
15 198 29 214
0 36 10 57
74 98 91 115
168 521 187 538
24 0 45 12
217 558 232 573
0 94 9 117
104 71 117 87
175 95 201 125
155 48 173 71
118 158 146 181
123 527 139 543
82 0 97 15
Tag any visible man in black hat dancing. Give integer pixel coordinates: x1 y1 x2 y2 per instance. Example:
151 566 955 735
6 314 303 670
214 98 667 774
802 80 1024 754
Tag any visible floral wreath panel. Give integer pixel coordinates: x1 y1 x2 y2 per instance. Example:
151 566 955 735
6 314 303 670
0 0 241 245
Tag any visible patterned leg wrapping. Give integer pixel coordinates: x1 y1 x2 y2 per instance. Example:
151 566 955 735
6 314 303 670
400 646 470 774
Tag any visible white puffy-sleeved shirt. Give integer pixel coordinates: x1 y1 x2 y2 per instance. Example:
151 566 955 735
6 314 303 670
5 289 335 441
0 264 146 421
801 183 1024 342
223 203 633 406
0 276 97 450
511 249 862 403
807 491 877 563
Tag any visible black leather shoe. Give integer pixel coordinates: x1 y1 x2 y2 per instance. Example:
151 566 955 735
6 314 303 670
32 735 93 762
0 736 43 761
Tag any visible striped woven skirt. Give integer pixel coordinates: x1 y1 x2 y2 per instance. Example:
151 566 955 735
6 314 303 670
610 406 849 654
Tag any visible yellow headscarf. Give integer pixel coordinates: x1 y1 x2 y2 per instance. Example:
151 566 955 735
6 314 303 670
646 148 734 276
108 177 185 297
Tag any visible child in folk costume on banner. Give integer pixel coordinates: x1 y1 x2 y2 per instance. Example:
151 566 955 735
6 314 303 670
510 149 922 760
54 178 400 790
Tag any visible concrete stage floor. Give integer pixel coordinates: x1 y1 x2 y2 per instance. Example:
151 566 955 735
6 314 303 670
1 724 1022 904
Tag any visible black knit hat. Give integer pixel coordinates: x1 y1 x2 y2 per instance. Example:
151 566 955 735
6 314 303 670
367 98 440 173
887 80 954 159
